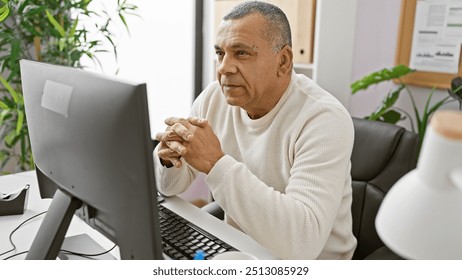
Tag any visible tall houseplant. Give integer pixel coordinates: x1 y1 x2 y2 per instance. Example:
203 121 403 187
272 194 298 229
351 64 462 153
0 0 137 173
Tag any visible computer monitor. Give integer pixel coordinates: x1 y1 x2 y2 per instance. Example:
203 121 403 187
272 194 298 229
20 59 163 259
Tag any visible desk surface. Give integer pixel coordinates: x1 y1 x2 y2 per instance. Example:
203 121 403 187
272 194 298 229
0 171 276 260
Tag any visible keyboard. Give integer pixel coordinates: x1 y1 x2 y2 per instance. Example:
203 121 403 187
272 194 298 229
158 204 237 260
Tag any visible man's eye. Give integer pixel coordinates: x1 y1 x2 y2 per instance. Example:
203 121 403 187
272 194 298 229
236 50 249 57
216 51 224 60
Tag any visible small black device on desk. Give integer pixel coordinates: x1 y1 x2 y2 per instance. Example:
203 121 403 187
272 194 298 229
0 185 30 216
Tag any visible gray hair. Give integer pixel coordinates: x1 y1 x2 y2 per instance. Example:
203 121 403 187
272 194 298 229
223 1 292 52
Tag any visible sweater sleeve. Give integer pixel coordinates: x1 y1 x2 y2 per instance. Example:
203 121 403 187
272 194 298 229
154 88 208 196
206 108 354 259
154 147 199 197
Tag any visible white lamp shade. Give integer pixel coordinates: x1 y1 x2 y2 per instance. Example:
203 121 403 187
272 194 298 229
376 110 462 259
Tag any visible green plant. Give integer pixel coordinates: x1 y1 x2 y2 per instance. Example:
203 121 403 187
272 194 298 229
351 64 462 152
0 0 137 173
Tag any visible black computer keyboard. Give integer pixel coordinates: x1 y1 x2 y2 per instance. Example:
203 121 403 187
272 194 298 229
158 204 237 260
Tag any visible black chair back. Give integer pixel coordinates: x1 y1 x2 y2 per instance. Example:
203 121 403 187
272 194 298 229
350 118 419 259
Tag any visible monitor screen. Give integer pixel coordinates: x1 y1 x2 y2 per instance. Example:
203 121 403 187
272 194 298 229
20 59 163 259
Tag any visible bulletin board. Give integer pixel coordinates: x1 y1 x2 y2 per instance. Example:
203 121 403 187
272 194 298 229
395 0 462 89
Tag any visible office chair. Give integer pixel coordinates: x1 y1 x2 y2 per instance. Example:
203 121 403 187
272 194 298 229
201 117 420 259
350 117 418 259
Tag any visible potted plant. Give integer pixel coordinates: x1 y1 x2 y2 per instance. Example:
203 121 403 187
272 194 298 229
0 0 137 173
351 64 462 153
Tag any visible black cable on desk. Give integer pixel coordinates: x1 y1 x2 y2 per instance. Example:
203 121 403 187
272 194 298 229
0 211 47 258
1 211 116 260
2 250 29 260
3 245 117 260
60 244 117 258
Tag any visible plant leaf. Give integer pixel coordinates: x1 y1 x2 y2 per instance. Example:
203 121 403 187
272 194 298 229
0 108 11 125
46 10 66 37
379 110 402 124
351 65 415 94
448 76 462 108
16 109 24 135
19 130 26 166
422 86 437 121
0 75 20 104
366 84 404 121
119 13 128 30
427 96 450 117
5 130 18 147
0 0 9 23
0 100 8 109
59 38 66 51
69 17 79 38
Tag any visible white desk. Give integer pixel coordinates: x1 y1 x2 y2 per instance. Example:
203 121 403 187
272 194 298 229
0 171 276 260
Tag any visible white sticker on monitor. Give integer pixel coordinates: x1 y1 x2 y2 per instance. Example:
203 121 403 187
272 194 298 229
41 80 73 117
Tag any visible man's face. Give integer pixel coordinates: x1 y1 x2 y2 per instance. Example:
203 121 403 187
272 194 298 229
214 14 282 119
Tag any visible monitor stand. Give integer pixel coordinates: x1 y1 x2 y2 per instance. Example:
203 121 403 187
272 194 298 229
26 189 82 260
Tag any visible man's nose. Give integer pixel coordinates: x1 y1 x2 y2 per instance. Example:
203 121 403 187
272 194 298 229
217 54 237 75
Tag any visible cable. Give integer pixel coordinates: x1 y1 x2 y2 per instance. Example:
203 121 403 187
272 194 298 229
2 251 29 260
0 211 117 260
60 244 117 258
2 245 117 260
1 210 117 260
0 211 47 258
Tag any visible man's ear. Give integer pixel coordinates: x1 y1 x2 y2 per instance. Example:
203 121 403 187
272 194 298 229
277 45 293 77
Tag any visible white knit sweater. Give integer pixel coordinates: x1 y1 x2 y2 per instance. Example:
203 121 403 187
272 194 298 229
155 72 357 259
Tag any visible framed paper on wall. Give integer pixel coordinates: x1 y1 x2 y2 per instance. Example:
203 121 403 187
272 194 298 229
395 0 462 89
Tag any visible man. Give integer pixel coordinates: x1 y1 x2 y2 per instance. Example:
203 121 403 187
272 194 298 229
154 1 356 259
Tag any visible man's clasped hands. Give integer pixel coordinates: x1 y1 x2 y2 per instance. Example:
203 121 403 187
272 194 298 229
155 117 225 174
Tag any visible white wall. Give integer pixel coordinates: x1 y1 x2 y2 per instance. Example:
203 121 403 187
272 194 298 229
349 0 402 118
313 0 357 108
82 1 195 137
